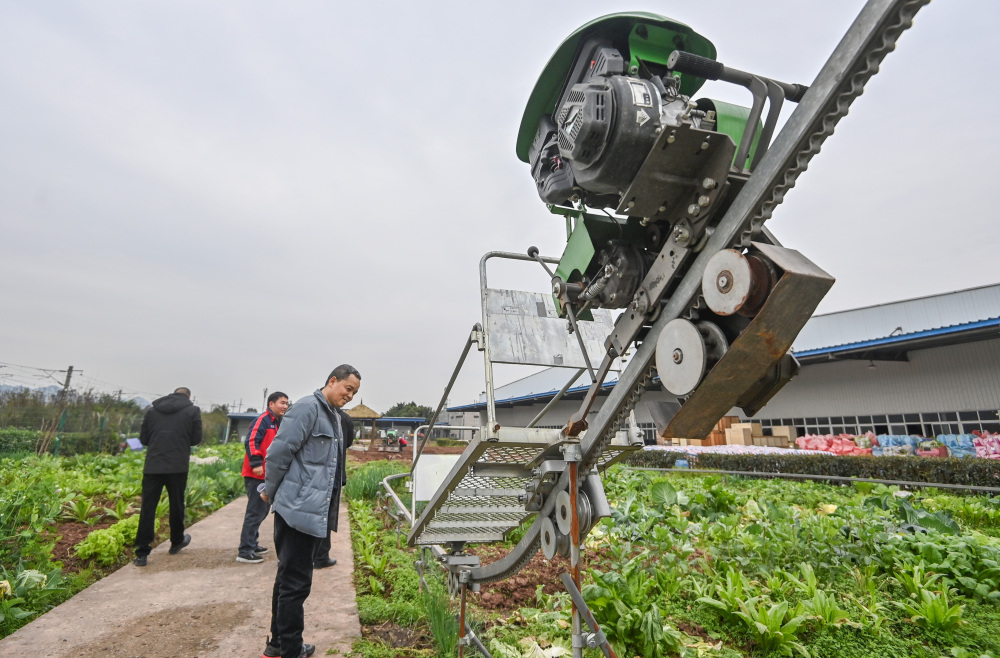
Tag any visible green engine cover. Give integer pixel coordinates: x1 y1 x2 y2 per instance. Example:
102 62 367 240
516 12 716 164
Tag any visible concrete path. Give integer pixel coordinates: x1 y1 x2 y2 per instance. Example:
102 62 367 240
0 497 361 658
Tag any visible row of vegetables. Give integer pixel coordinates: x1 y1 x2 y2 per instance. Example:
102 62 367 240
795 431 1000 459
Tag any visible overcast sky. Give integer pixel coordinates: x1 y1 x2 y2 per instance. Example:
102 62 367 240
2 1 997 413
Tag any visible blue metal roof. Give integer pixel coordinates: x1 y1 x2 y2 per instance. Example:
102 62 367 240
793 317 1000 358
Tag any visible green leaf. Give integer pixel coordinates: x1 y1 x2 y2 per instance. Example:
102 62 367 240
650 481 677 508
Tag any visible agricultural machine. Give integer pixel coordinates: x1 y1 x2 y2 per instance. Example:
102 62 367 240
397 1 930 655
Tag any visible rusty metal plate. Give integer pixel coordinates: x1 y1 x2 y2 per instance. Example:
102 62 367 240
664 242 834 438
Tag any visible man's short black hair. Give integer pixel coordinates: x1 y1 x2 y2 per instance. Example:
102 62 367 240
174 387 191 397
267 391 288 405
325 364 361 386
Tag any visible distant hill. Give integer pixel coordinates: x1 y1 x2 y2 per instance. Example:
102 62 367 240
0 384 150 408
0 384 62 397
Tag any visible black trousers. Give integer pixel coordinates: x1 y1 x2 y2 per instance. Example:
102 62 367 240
313 532 331 563
270 511 319 658
239 476 269 553
135 471 188 557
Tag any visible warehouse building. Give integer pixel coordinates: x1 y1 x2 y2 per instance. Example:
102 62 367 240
448 283 1000 441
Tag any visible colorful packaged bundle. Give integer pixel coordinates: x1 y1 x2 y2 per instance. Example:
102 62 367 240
939 434 977 458
972 431 1000 459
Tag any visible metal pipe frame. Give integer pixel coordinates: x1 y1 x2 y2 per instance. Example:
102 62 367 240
412 325 482 475
526 369 585 429
479 251 560 437
378 472 492 658
410 424 481 523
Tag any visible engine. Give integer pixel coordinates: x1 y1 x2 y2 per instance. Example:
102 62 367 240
530 43 717 210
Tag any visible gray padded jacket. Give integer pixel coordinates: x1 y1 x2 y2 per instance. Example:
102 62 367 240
264 390 342 538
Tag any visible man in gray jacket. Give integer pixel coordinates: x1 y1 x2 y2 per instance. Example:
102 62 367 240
261 365 361 658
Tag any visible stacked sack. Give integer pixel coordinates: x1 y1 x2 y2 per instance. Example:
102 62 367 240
795 433 873 455
938 434 977 458
973 431 1000 459
872 435 919 457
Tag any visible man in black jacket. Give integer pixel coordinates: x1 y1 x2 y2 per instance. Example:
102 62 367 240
133 387 203 567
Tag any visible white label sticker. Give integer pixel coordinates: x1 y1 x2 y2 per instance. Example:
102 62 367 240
636 109 650 127
629 80 652 107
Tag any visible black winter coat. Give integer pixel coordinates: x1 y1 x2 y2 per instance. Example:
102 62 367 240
139 393 203 474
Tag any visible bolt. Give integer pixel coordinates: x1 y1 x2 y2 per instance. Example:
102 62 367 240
626 200 635 209
609 293 617 302
667 130 676 144
700 141 710 151
629 65 639 75
672 348 684 364
658 205 666 213
687 204 701 217
698 195 711 207
552 283 560 294
717 269 734 293
672 224 691 243
702 178 717 190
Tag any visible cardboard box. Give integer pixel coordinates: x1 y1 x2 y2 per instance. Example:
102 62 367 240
726 427 752 445
733 422 764 436
771 426 797 439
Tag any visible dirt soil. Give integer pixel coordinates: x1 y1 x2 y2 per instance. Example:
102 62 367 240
363 620 431 649
470 546 573 611
48 520 115 574
347 443 466 464
0 498 361 658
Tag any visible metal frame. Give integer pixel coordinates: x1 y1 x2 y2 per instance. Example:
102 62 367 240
400 4 931 655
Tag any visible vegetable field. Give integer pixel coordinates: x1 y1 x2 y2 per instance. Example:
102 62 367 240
0 442 246 638
349 462 1000 658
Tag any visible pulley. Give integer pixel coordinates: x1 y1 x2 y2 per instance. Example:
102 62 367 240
555 489 593 536
540 516 570 560
655 318 728 395
702 249 775 316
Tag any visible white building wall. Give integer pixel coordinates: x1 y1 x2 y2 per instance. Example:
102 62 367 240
755 337 1000 418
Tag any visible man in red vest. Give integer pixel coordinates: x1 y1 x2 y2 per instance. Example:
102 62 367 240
237 391 289 563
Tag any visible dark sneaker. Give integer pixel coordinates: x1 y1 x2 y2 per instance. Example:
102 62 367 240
237 550 264 564
253 545 270 555
168 534 191 554
133 555 147 567
262 638 314 658
313 557 337 569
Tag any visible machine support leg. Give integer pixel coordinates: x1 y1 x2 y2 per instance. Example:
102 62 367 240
560 572 618 658
458 577 469 658
569 461 582 658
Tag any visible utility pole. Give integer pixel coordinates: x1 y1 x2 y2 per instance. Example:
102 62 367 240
52 365 73 456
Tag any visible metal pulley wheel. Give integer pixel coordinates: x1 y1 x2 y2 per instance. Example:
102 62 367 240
702 249 775 317
555 489 593 536
447 570 462 597
655 318 728 396
540 516 570 560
